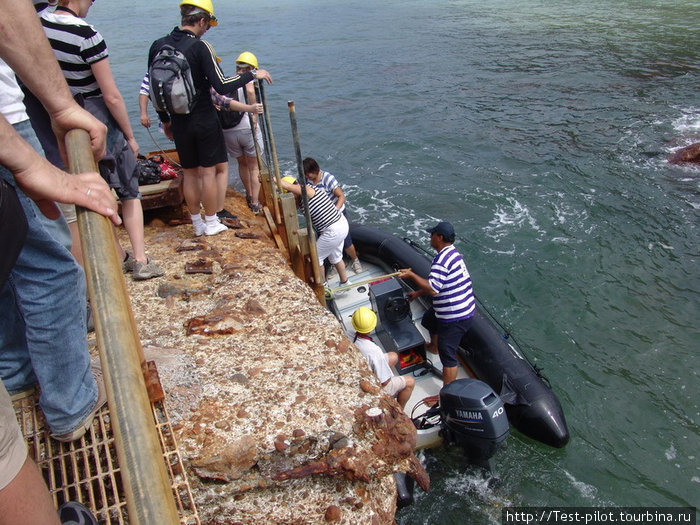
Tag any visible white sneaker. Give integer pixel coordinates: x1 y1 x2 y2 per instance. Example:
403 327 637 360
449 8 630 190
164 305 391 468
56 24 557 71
350 258 363 274
204 221 228 236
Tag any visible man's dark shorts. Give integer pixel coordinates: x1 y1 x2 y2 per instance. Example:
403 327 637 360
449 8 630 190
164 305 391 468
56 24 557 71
171 111 228 169
421 308 473 368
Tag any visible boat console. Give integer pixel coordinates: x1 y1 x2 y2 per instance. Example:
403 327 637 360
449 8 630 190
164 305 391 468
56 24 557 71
369 278 426 375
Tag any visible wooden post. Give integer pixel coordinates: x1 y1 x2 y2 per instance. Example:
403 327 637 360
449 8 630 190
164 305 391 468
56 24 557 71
280 194 304 278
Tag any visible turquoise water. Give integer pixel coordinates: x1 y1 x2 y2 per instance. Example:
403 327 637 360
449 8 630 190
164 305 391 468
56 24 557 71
91 0 699 522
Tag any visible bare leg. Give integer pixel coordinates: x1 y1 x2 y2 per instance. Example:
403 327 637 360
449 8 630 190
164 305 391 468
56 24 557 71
199 166 219 217
236 156 250 200
244 155 261 205
443 366 458 386
214 161 229 213
182 168 203 216
396 376 415 409
425 333 438 354
345 243 358 260
386 352 398 367
66 221 83 267
0 456 61 525
120 199 146 263
335 260 348 283
111 226 126 260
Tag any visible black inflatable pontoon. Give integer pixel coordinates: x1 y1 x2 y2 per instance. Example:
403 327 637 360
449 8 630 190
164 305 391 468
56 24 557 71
349 223 569 448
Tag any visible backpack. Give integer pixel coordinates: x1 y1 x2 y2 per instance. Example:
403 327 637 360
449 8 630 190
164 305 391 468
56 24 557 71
149 40 196 115
217 90 244 129
133 156 162 185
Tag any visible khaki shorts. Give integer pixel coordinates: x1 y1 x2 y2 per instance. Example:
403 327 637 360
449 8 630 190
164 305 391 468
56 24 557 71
382 376 406 397
0 380 27 490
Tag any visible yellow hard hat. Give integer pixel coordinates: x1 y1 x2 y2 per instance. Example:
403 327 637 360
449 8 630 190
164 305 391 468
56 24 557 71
236 51 258 69
180 0 218 26
352 307 377 334
281 176 297 193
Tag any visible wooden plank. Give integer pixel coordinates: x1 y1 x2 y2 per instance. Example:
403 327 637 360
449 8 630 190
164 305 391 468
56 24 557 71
280 195 304 278
263 206 286 252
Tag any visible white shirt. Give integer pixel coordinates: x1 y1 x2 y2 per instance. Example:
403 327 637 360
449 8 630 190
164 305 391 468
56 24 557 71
346 330 393 384
0 60 28 125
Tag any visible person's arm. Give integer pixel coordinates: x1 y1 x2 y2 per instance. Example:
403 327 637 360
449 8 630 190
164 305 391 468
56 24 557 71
138 72 151 128
227 100 262 114
91 58 139 155
0 0 106 160
211 88 261 114
280 179 315 198
138 93 151 128
398 268 437 297
244 82 260 127
332 187 345 210
0 114 120 225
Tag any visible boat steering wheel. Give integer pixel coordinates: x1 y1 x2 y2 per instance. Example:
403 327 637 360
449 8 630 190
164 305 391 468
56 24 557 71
384 296 410 323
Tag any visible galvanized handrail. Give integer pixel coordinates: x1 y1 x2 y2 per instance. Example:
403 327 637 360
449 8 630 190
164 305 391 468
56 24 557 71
67 129 180 524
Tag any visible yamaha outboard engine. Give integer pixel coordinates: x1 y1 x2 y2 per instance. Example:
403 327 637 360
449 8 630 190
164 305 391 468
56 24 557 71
440 378 509 467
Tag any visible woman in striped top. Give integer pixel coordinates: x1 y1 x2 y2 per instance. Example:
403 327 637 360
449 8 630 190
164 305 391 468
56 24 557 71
280 177 349 286
40 0 163 280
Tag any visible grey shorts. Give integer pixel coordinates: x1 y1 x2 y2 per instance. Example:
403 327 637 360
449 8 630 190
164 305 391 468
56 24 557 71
0 380 27 490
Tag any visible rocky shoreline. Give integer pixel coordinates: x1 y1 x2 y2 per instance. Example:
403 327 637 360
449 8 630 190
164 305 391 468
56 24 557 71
115 190 428 524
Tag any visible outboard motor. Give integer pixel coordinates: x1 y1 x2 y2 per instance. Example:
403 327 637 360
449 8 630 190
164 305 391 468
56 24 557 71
439 378 509 467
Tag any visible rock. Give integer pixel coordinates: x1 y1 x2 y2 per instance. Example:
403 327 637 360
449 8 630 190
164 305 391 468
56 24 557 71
190 435 258 481
668 142 700 164
324 505 341 521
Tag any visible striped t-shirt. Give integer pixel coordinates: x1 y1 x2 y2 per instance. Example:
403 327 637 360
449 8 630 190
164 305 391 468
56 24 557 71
307 185 341 233
40 10 108 98
429 245 475 321
312 171 345 213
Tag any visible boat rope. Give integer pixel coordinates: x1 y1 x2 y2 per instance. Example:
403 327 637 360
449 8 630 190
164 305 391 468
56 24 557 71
145 126 181 168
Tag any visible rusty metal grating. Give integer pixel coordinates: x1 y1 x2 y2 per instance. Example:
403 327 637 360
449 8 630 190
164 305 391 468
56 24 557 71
13 390 199 524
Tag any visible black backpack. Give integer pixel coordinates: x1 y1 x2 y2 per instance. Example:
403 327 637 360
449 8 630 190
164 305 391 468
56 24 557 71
149 39 197 115
133 156 162 185
217 89 245 129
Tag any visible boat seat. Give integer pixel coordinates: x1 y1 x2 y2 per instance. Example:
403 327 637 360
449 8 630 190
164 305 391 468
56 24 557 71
370 278 425 356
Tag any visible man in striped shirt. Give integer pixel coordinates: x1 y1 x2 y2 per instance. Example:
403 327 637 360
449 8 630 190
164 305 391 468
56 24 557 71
399 221 475 385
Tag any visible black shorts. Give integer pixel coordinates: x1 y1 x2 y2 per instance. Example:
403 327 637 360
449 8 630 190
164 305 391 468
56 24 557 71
171 111 228 169
421 308 473 368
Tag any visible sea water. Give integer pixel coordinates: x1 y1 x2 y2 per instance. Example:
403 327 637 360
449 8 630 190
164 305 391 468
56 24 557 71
90 0 699 522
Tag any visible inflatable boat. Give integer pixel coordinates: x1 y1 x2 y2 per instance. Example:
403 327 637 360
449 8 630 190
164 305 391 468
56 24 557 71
326 223 569 451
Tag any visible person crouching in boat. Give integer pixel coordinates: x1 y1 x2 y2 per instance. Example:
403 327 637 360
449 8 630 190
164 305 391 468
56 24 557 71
398 221 476 386
280 176 350 286
347 307 415 408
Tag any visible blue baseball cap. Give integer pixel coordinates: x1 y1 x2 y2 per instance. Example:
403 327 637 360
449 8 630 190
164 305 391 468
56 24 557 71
427 221 455 240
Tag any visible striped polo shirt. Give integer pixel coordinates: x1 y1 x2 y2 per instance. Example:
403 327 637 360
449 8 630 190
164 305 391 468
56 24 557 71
40 10 108 98
307 184 341 233
429 245 475 321
312 171 345 213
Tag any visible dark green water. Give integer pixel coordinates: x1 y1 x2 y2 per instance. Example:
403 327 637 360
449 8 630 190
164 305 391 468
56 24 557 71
92 0 699 522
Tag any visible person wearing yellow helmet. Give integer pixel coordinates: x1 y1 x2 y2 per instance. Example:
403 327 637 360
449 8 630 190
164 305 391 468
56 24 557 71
148 1 273 236
179 0 218 26
235 51 258 69
214 52 265 215
347 307 415 408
